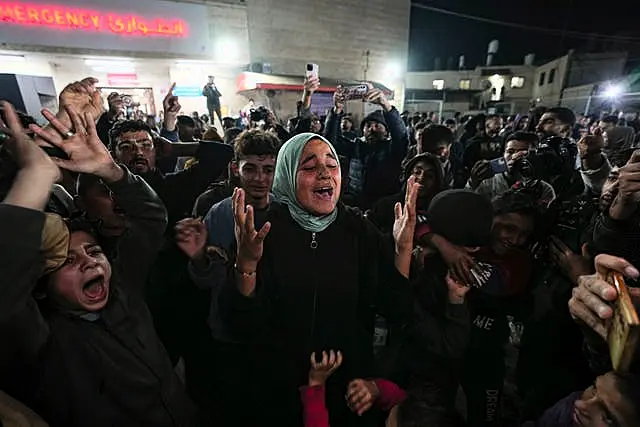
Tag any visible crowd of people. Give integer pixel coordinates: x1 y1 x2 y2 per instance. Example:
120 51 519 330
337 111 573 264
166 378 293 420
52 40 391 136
0 71 639 427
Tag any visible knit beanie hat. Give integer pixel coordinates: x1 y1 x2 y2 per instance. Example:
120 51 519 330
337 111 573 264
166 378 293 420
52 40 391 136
360 110 388 132
427 189 493 247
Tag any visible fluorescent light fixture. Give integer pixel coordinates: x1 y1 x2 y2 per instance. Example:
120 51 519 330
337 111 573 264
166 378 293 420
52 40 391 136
84 59 135 68
91 66 136 74
0 54 26 62
176 59 215 65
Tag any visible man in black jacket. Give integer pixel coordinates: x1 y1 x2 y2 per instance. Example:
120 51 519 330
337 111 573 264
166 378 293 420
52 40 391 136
109 87 233 402
324 88 409 209
0 102 197 426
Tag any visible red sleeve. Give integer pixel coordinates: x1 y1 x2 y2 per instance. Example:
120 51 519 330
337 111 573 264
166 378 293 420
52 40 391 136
414 222 431 242
374 379 407 411
299 385 330 427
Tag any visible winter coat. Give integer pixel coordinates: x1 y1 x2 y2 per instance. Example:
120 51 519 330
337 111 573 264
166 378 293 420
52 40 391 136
0 169 198 427
218 201 412 427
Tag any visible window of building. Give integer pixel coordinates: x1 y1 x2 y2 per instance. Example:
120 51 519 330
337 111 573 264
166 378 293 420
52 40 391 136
548 68 556 84
432 79 445 90
538 72 546 86
459 79 471 90
510 76 525 88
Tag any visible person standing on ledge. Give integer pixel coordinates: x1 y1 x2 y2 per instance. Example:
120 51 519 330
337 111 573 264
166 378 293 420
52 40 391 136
203 75 223 128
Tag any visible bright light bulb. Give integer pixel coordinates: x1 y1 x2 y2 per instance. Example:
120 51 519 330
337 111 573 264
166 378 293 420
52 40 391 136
603 84 623 99
216 38 239 63
384 62 403 80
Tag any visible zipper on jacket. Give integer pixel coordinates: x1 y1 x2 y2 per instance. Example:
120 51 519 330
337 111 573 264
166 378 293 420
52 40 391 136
308 232 318 350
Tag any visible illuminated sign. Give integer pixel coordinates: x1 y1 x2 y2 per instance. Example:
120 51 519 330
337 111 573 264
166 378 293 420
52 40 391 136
173 86 202 97
0 3 188 37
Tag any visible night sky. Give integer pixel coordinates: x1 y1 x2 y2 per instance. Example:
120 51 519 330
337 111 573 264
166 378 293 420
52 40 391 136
408 0 638 71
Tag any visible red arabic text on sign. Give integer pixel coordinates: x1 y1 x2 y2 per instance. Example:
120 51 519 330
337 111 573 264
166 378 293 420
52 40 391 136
0 3 188 37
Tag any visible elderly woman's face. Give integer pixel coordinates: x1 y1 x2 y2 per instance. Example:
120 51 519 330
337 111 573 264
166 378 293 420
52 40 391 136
295 138 341 216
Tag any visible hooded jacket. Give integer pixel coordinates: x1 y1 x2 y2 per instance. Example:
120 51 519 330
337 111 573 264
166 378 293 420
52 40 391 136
324 107 409 209
366 153 445 235
218 201 412 427
0 169 197 427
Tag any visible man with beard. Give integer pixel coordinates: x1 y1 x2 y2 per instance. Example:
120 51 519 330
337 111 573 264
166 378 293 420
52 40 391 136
108 86 233 398
108 115 232 227
324 88 409 209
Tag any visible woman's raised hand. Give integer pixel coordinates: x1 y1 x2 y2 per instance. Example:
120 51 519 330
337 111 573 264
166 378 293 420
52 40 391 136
393 175 420 252
233 187 271 271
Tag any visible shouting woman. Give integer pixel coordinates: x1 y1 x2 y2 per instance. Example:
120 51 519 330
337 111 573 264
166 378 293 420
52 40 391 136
177 133 419 426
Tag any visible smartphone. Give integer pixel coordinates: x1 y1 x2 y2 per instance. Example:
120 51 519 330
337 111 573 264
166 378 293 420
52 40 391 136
305 63 319 79
41 145 69 159
490 157 506 174
341 82 373 101
0 130 69 159
607 272 640 372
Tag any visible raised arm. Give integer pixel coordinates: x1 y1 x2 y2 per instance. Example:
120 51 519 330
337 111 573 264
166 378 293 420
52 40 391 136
323 89 353 155
31 105 168 291
365 89 408 159
0 101 60 356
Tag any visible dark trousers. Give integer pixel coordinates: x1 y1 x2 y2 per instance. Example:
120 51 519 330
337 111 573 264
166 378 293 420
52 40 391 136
462 351 506 427
208 106 222 128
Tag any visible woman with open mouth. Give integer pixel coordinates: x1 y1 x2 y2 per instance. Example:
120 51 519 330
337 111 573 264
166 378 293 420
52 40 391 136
216 132 420 426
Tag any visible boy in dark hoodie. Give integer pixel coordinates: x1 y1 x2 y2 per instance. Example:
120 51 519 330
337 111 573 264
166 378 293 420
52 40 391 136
367 153 445 234
393 190 494 419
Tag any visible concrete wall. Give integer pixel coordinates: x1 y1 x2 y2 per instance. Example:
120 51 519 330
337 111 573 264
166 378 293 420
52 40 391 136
532 55 570 106
567 52 627 88
406 70 477 90
245 0 410 82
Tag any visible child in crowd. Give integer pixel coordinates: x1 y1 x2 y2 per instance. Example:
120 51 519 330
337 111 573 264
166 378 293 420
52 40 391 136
300 350 460 427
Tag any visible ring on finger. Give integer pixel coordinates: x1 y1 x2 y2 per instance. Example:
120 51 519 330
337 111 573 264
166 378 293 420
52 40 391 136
64 131 75 138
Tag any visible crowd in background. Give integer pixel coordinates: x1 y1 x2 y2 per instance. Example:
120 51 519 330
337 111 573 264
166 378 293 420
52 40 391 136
0 70 639 427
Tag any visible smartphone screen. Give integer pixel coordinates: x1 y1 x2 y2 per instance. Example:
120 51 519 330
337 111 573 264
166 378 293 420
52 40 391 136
490 158 506 174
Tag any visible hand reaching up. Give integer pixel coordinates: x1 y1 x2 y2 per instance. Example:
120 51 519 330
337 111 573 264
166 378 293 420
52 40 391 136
233 187 271 272
308 350 342 387
30 105 123 183
304 76 320 95
0 101 60 209
393 175 420 252
59 77 104 122
163 83 181 132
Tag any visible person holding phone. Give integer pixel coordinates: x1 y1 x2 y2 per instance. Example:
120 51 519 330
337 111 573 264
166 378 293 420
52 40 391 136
467 131 556 206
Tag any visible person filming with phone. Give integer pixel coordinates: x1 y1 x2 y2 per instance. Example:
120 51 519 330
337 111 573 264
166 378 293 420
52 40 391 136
467 131 556 206
324 85 409 209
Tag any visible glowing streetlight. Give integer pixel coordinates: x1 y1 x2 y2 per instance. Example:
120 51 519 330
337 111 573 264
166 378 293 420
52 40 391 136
603 84 623 99
384 62 403 81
